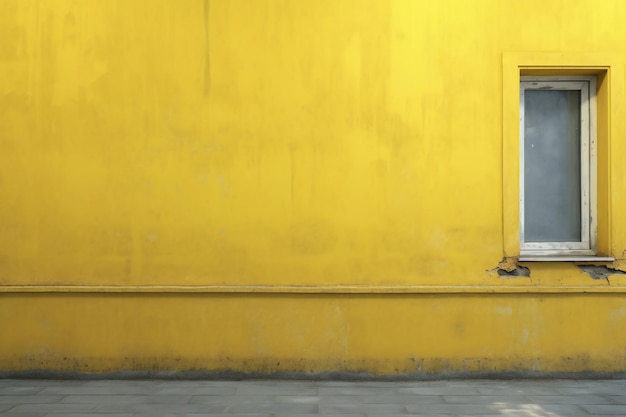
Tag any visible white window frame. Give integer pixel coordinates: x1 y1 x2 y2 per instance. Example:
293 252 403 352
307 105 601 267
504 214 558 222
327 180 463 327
519 76 597 257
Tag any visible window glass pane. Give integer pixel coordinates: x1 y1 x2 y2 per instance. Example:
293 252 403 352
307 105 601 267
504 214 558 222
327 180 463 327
524 89 581 242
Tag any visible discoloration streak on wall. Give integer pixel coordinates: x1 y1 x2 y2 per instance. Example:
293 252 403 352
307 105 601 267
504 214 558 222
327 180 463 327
204 0 210 96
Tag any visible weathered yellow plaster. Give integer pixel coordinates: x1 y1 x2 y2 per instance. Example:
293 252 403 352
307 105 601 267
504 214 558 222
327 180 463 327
1 0 626 374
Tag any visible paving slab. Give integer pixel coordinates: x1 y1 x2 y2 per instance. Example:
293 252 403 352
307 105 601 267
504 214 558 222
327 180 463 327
582 404 626 415
0 414 44 417
0 386 44 395
60 394 192 404
321 394 444 404
320 403 407 413
607 395 626 404
0 403 19 412
0 395 66 404
226 402 318 413
235 383 317 396
525 394 611 404
92 403 229 413
8 403 97 413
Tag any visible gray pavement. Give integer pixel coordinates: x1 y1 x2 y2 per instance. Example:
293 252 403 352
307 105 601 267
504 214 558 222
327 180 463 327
1 378 625 416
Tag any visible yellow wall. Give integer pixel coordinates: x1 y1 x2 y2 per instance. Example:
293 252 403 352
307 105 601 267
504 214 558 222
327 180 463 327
1 0 626 374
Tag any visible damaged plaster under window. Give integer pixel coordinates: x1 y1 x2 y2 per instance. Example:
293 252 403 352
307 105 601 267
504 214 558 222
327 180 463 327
578 265 626 280
497 265 530 277
490 257 626 280
492 257 531 277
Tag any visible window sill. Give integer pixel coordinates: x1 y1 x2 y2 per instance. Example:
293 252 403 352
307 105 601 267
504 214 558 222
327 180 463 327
519 256 615 262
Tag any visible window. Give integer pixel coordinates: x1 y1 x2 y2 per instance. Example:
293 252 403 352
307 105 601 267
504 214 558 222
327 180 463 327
519 76 597 258
502 53 625 263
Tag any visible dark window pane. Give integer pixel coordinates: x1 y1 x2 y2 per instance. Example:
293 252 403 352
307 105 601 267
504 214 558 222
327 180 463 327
524 89 581 242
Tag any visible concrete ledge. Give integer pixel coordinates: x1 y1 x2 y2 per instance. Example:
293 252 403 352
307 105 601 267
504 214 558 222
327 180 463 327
1 284 625 294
